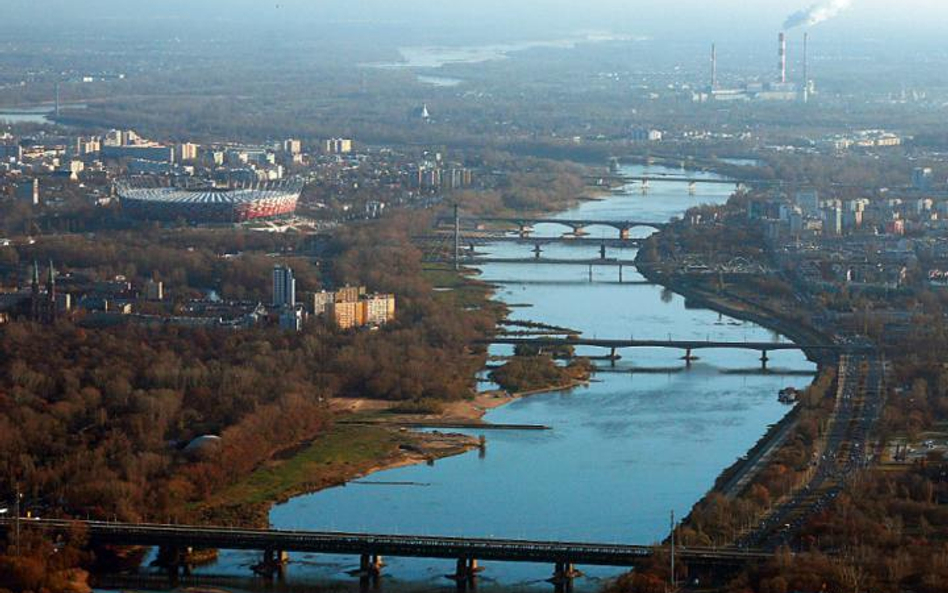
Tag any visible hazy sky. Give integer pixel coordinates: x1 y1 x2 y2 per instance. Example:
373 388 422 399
6 0 947 42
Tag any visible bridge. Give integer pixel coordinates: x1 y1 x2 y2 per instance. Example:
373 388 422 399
414 235 646 249
439 217 666 239
1 519 770 589
455 257 638 267
585 174 757 193
616 175 743 186
485 337 850 369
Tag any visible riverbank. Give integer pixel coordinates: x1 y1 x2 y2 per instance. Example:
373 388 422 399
633 224 841 546
195 423 480 527
196 375 592 527
192 231 592 527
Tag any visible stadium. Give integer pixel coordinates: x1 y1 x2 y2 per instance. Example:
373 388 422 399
115 179 302 223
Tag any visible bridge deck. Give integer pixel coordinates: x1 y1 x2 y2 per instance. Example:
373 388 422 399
442 217 667 231
0 520 769 567
615 176 741 185
454 257 639 266
415 235 645 247
486 337 841 351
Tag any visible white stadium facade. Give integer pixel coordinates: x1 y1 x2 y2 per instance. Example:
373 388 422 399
115 180 302 223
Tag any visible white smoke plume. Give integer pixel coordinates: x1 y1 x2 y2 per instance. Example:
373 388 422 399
783 0 853 29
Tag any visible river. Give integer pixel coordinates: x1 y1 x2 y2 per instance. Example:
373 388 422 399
0 104 86 125
189 164 815 592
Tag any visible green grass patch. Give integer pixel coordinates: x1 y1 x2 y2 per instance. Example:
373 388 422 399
207 424 409 508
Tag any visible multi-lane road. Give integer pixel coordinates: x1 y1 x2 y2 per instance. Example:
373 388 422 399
737 352 886 550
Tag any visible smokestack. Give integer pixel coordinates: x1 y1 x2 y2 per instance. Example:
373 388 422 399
778 32 787 84
802 32 809 102
710 43 717 91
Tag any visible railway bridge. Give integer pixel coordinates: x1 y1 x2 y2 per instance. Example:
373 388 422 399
2 519 770 590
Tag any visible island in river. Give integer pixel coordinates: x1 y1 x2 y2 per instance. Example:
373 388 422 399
170 164 816 592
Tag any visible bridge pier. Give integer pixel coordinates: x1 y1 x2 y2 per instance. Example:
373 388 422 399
551 562 582 592
452 557 483 591
155 545 191 579
682 348 699 368
618 264 623 283
254 548 289 579
359 553 385 576
599 243 607 260
760 350 769 371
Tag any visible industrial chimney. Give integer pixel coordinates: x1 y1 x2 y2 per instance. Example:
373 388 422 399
711 43 717 91
802 32 809 102
778 32 787 84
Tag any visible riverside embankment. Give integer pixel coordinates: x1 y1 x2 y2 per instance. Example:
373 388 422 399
196 164 817 592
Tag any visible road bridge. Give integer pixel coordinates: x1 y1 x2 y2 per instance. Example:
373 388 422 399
585 174 755 193
2 519 770 589
485 336 851 369
414 235 645 249
439 217 666 239
455 257 638 267
614 175 743 186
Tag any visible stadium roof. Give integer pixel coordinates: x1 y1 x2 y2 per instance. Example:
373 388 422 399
118 187 298 205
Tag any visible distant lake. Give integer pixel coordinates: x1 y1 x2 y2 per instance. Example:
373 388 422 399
417 75 463 88
361 31 640 87
0 104 86 125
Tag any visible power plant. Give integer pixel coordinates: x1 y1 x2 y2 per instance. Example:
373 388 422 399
696 32 813 103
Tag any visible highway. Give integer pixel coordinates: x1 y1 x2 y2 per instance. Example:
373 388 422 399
737 352 886 550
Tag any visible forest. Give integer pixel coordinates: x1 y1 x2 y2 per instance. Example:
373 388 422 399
0 212 499 529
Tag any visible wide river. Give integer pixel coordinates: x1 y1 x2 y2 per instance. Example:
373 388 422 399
202 164 815 591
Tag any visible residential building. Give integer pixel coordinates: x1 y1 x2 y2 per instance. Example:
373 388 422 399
283 139 302 155
272 265 296 308
335 284 365 303
144 279 164 301
913 167 934 191
15 179 39 205
328 300 363 330
363 293 396 326
324 138 353 154
176 143 199 162
279 307 303 332
313 290 334 315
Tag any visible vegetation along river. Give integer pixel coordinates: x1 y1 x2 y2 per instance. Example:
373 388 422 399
203 164 816 591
